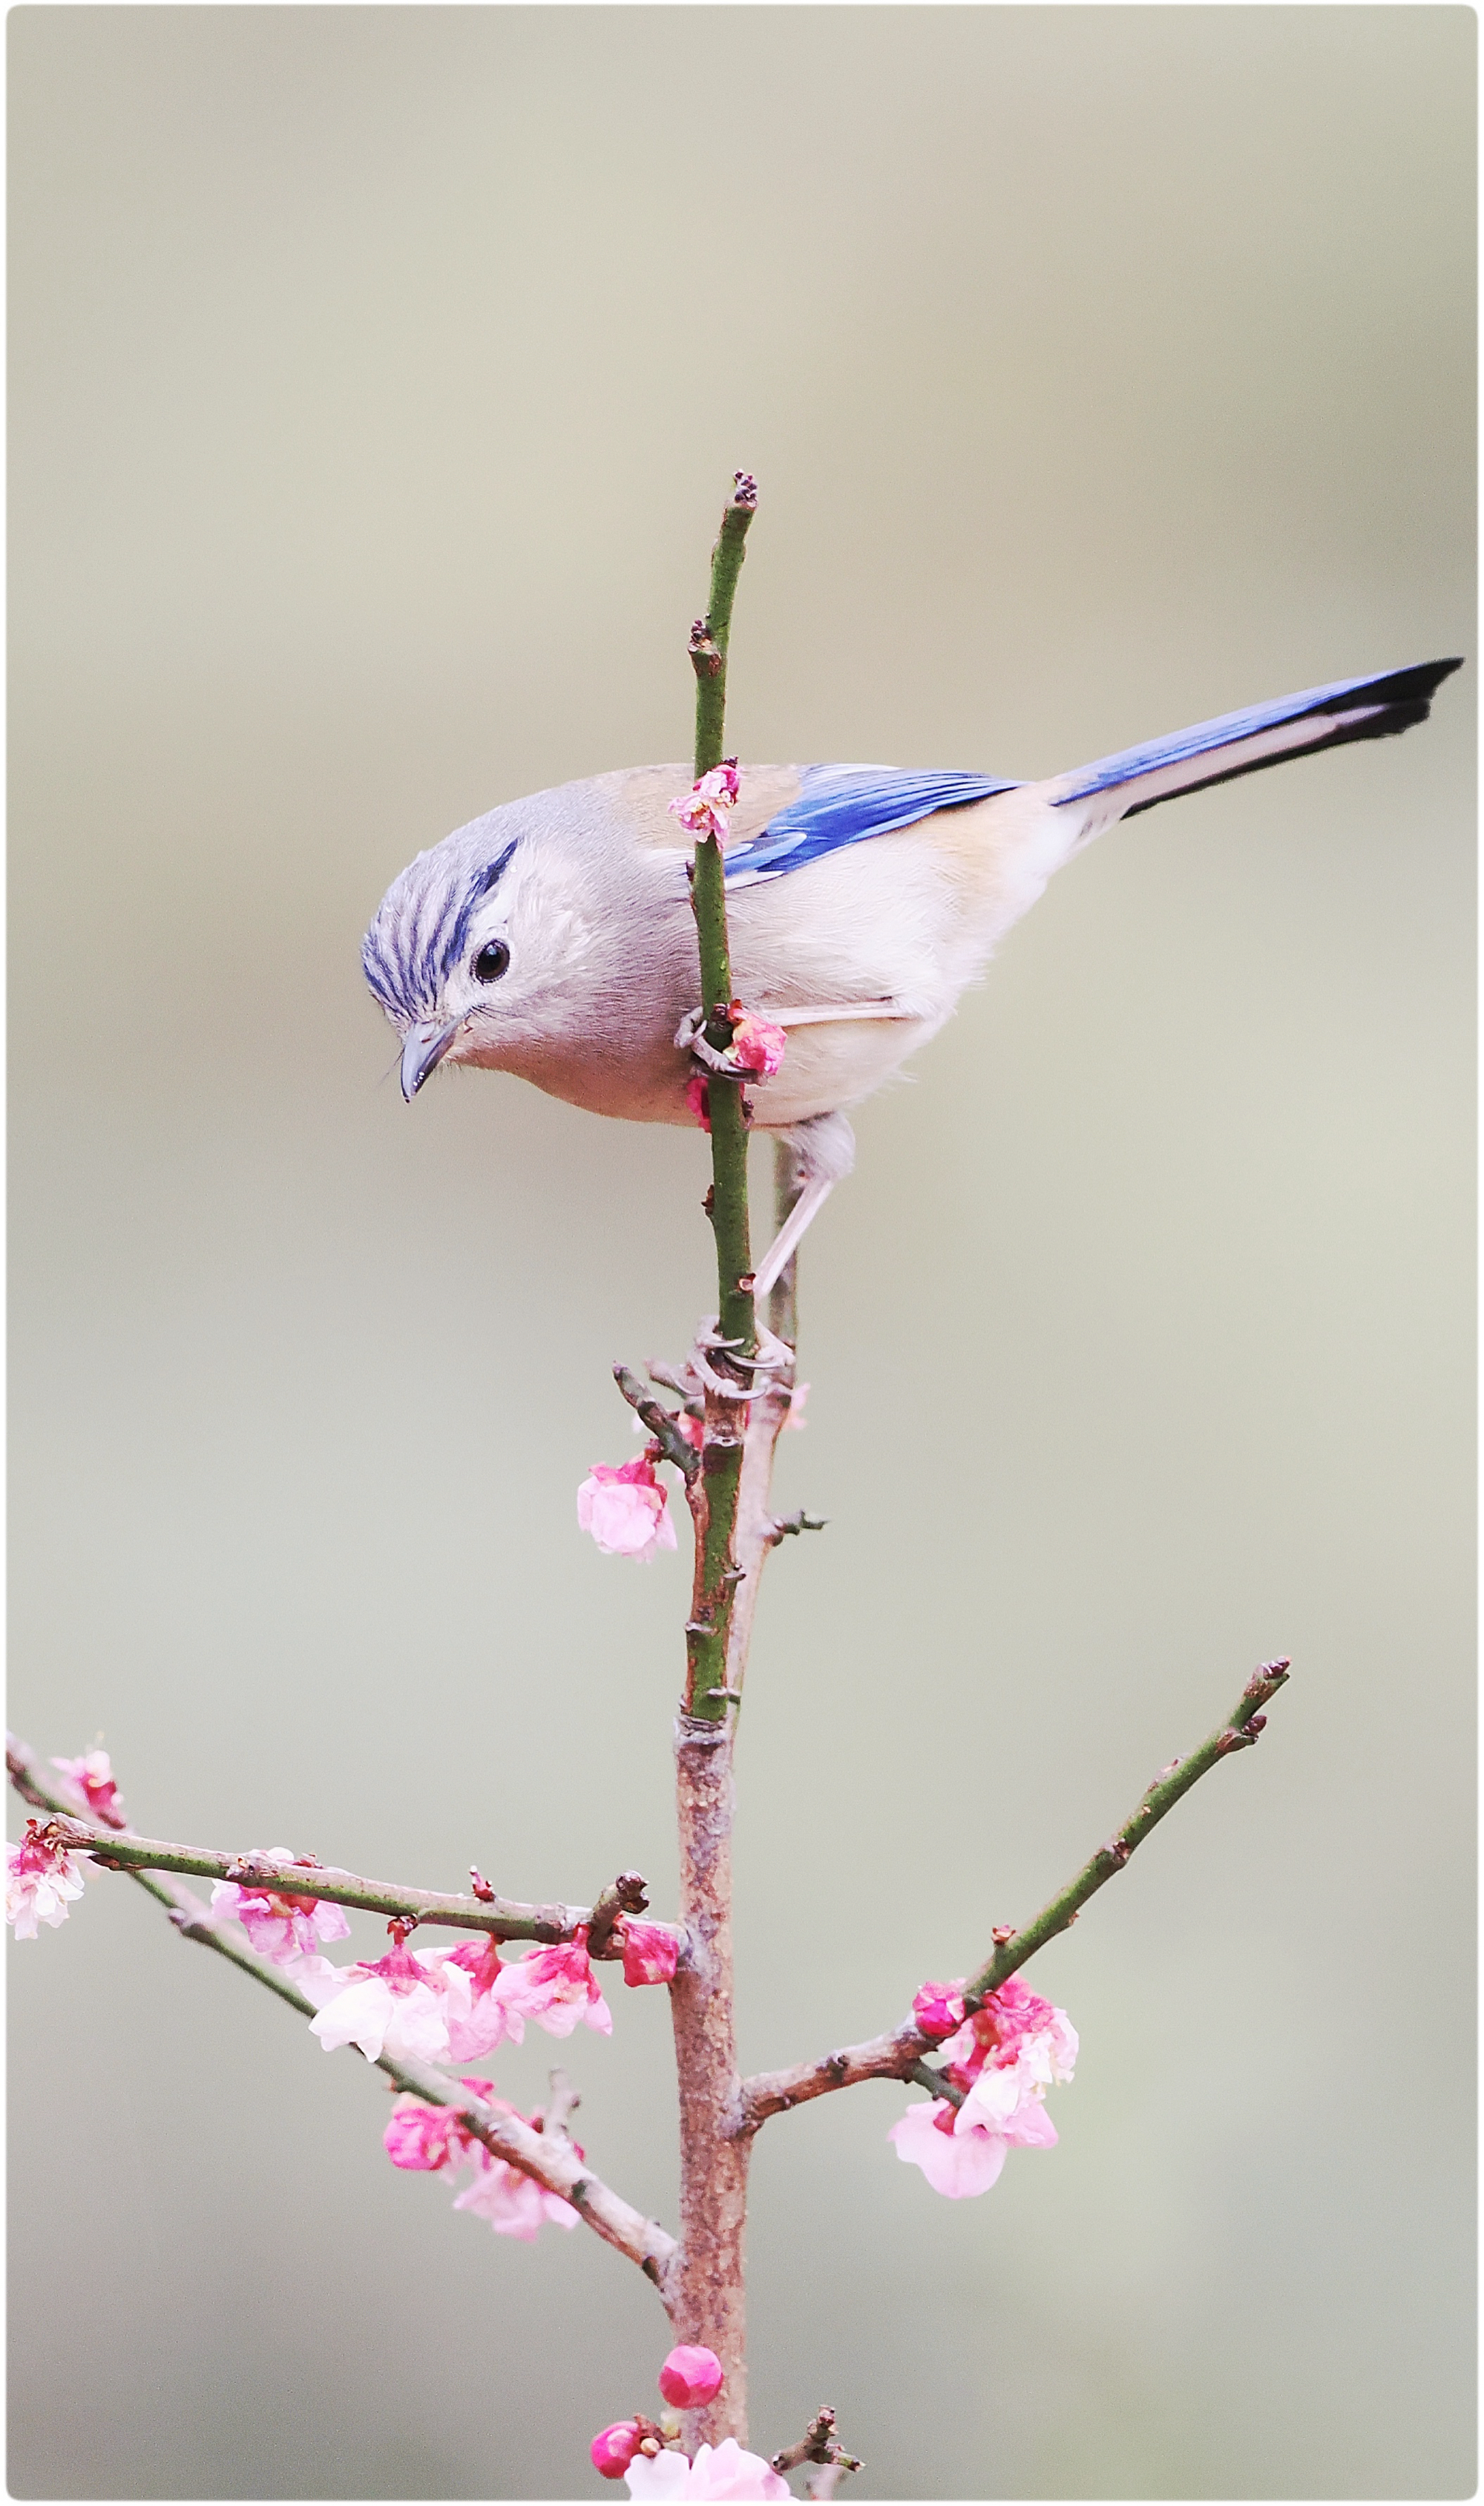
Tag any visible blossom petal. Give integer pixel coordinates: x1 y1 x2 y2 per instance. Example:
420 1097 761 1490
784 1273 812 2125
889 2099 1009 2198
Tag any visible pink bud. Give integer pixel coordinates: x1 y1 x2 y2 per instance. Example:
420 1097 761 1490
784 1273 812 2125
657 2345 724 2410
620 1919 680 1988
591 2421 642 2480
912 1978 967 2040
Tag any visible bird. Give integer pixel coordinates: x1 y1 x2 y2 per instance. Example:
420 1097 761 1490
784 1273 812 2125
363 657 1461 1296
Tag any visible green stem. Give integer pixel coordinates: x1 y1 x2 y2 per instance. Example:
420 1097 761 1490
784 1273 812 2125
963 1659 1291 2001
35 1821 595 1943
692 480 755 778
6 1742 662 1949
683 479 760 1720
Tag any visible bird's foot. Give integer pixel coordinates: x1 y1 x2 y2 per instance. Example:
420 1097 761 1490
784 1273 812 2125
674 1006 753 1082
689 1319 795 1403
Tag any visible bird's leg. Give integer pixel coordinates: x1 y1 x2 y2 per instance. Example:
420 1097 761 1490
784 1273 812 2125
749 1113 856 1300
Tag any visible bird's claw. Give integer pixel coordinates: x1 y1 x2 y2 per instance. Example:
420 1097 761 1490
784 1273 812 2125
674 1006 752 1082
689 1320 795 1401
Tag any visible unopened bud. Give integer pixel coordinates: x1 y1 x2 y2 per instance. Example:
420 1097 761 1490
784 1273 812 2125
658 2344 725 2410
590 2423 642 2482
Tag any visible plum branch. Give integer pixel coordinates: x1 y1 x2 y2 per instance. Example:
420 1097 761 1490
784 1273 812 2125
736 1659 1292 2130
7 1736 676 1957
6 1737 680 2290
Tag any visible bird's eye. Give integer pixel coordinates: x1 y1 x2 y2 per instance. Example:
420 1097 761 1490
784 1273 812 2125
473 939 510 983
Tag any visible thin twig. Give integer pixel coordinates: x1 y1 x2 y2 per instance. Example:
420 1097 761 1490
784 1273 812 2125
585 1870 651 1962
772 2408 864 2480
738 1661 1292 2129
962 1659 1290 2001
613 1365 701 1483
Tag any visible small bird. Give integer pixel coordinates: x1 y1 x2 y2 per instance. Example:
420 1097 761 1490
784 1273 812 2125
364 658 1460 1294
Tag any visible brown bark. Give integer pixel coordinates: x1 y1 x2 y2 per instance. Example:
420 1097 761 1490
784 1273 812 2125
670 1716 751 2444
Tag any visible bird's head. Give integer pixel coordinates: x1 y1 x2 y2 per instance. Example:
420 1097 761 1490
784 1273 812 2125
362 808 603 1100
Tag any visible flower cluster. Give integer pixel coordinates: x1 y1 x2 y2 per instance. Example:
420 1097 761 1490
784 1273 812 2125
668 762 741 844
890 1971 1077 2198
51 1747 127 1828
579 1457 677 1563
6 1822 86 1940
211 1850 352 1965
301 1925 615 2067
383 2079 580 2243
591 2346 789 2499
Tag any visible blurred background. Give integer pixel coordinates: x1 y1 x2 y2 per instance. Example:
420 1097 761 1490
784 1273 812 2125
7 8 1474 2499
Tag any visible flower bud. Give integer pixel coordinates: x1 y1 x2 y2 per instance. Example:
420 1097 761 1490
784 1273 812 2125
657 2345 724 2410
911 1978 967 2040
590 2421 642 2480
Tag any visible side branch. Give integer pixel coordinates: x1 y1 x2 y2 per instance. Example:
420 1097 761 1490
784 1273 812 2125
6 1741 680 2295
737 1661 1292 2130
962 1658 1290 2001
7 1751 675 1955
614 1365 701 1483
381 2050 680 2296
738 2023 928 2131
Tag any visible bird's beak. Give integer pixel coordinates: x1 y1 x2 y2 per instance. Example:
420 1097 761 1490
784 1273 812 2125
401 1018 460 1102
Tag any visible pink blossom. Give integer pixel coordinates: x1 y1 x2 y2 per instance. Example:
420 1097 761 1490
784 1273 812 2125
381 2078 577 2241
727 1008 787 1080
685 1072 711 1132
490 1929 612 2041
669 764 741 844
939 1973 1078 2099
579 1457 677 1563
657 2346 724 2410
892 1973 1077 2197
625 2439 790 2501
433 1934 520 2061
911 1976 967 2040
383 2099 471 2172
889 2096 1011 2197
592 2423 643 2481
452 2142 580 2240
6 1823 85 1939
303 1935 473 2064
50 1748 126 1828
210 1849 352 1967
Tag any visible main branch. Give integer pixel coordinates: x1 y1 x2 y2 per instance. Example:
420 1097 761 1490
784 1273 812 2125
669 474 780 2452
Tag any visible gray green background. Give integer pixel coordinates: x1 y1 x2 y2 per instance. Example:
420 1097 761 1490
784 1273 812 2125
8 7 1474 2498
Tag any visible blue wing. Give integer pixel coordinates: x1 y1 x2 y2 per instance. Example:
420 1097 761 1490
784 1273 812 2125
723 765 1021 889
